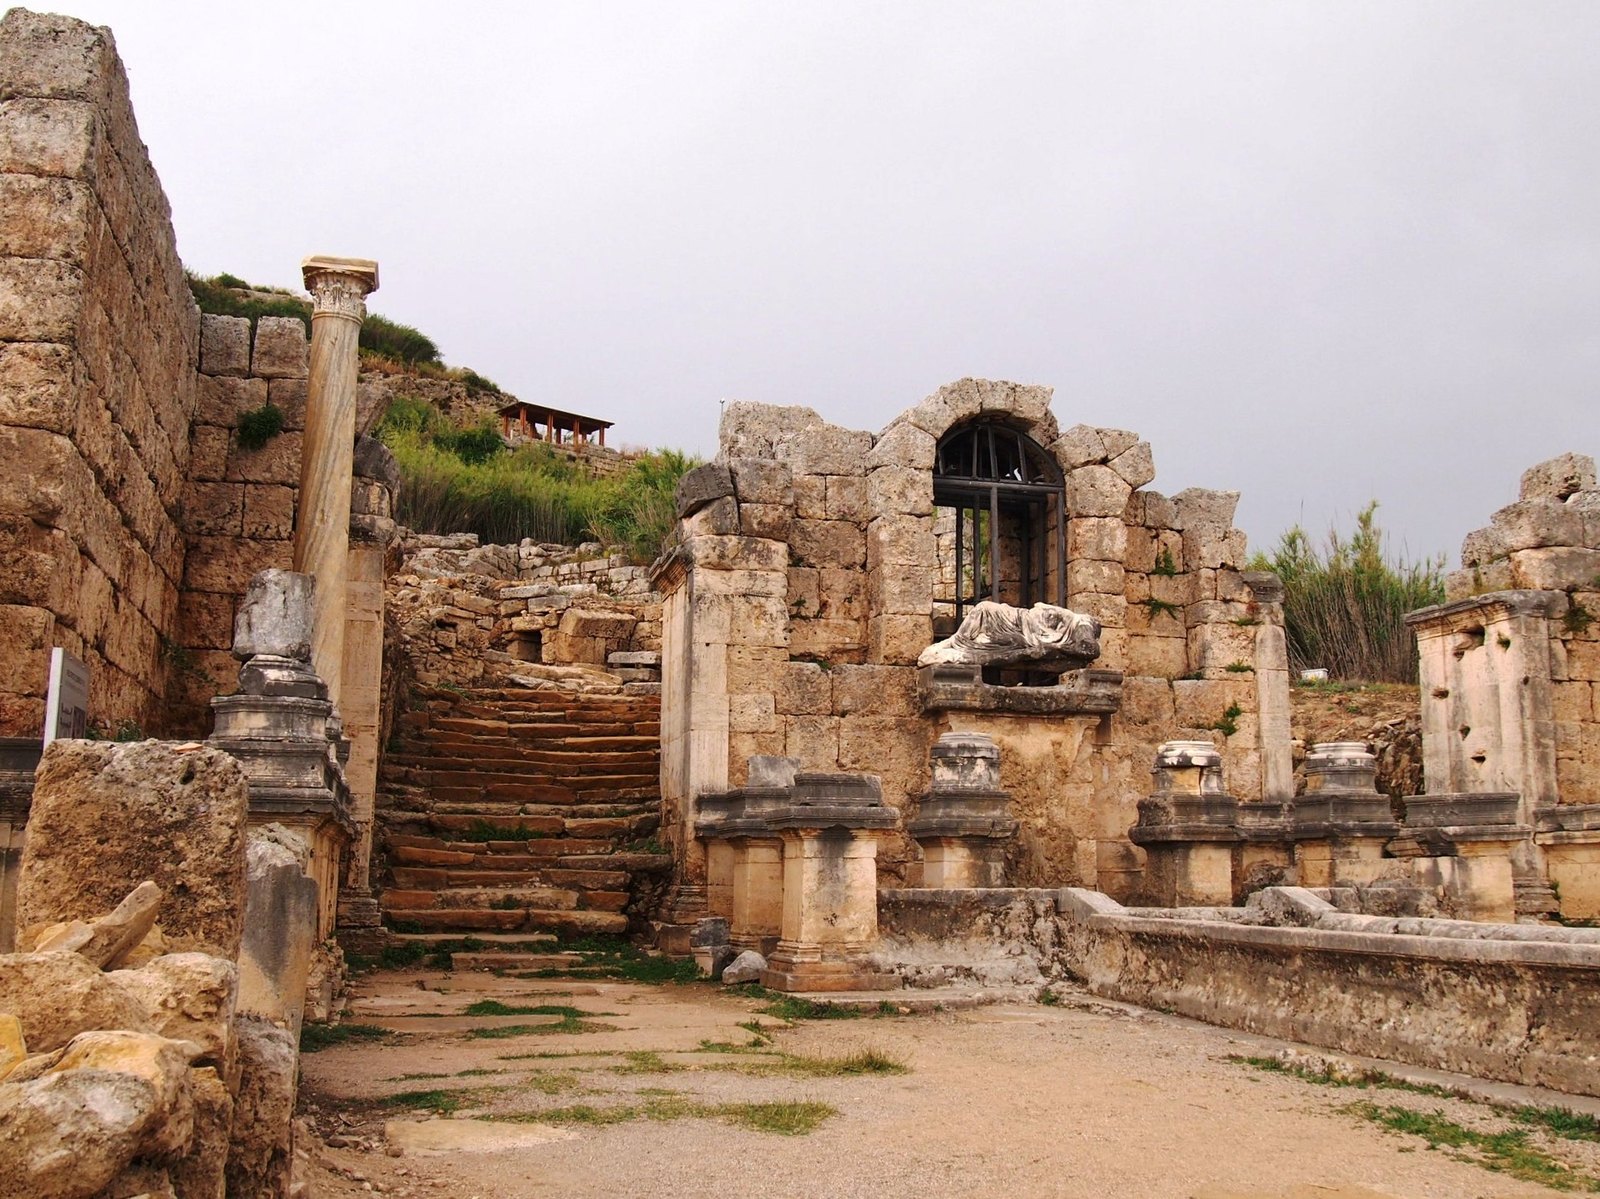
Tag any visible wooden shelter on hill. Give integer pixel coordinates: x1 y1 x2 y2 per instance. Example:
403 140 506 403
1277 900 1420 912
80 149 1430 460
497 400 613 448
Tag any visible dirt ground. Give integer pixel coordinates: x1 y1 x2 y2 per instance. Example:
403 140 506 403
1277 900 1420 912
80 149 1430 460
296 965 1598 1199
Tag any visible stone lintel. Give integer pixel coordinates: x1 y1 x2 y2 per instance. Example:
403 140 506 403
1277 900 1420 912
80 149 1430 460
1534 802 1600 835
1130 823 1242 846
648 545 689 594
908 816 1018 840
1403 793 1521 829
1405 589 1561 630
1291 793 1396 834
919 666 1122 715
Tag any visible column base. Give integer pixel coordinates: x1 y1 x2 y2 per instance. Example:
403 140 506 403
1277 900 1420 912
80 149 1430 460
761 942 899 993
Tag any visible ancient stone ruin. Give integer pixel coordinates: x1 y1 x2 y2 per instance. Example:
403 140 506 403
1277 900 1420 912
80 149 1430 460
1 7 1599 1194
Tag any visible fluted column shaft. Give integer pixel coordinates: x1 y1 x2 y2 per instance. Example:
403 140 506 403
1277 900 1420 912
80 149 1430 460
293 256 378 709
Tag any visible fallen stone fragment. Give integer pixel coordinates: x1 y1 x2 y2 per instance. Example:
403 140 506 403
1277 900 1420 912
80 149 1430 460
722 950 767 984
28 880 163 969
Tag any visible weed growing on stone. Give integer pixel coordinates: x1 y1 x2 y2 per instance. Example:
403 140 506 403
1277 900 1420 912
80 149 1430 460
236 402 284 450
465 1004 617 1038
769 1048 907 1077
613 1051 683 1075
758 995 864 1021
299 1023 390 1053
1211 704 1243 737
1564 602 1595 636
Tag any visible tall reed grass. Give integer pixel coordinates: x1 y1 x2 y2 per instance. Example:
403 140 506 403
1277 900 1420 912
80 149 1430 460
378 395 694 562
1252 503 1445 683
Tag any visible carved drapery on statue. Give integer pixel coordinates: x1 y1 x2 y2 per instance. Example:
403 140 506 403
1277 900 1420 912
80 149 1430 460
916 601 1102 675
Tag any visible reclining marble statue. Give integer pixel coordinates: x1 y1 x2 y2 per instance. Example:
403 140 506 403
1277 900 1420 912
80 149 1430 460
917 601 1103 675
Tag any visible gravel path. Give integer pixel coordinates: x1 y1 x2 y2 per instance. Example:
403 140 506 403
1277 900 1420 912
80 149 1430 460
297 967 1587 1199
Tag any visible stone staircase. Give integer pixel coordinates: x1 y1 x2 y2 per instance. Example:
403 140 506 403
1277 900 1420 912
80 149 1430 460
375 684 671 944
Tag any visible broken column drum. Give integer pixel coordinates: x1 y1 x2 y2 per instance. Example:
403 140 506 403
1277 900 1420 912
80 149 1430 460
1130 740 1240 906
908 733 1017 887
1290 741 1398 888
760 772 900 993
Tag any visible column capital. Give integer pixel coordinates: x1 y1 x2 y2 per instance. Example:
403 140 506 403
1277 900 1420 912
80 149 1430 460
301 255 379 322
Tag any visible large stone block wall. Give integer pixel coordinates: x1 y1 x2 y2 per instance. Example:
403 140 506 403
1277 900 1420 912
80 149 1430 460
0 10 201 736
662 379 1291 900
167 314 309 733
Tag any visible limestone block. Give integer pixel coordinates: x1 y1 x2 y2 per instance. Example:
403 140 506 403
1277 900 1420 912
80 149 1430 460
692 565 787 599
1172 677 1251 730
1460 526 1505 567
902 378 982 438
783 715 840 768
783 475 822 521
1070 516 1129 563
194 373 267 429
1095 427 1138 458
866 513 934 570
1068 592 1127 628
249 315 308 379
868 464 932 517
869 613 933 665
730 596 791 648
199 314 250 377
817 567 867 621
170 1065 232 1199
1108 440 1155 489
1120 674 1178 725
786 566 820 619
682 495 739 537
729 693 777 733
1068 558 1125 596
0 249 81 343
1066 465 1131 517
1172 488 1240 531
187 424 230 482
787 616 860 659
0 1030 201 1199
243 483 295 539
233 568 313 660
266 376 308 431
1183 525 1248 570
791 519 865 568
675 463 734 518
19 741 249 957
182 535 292 596
238 829 316 1033
0 341 80 435
728 457 793 506
1510 547 1600 592
180 481 244 537
1054 424 1107 468
774 661 833 715
825 475 868 522
224 1017 297 1199
787 426 871 478
28 879 161 968
224 428 302 486
868 562 933 614
739 502 792 540
0 950 149 1051
0 171 91 263
112 953 239 1073
1521 452 1596 502
866 420 936 471
687 533 787 572
1126 635 1190 680
832 663 918 716
1491 498 1583 552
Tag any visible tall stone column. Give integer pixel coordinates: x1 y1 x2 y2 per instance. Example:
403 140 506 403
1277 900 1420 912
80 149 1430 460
294 255 378 711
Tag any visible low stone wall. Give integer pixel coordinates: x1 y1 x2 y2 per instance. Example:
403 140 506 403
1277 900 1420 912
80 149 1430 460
875 885 1600 1096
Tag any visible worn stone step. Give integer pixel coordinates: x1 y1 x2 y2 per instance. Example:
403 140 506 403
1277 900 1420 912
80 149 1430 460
450 951 585 972
388 931 558 946
385 885 582 912
392 907 629 936
389 867 631 891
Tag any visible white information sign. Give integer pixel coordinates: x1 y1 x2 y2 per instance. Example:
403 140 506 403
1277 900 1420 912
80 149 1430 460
43 646 89 745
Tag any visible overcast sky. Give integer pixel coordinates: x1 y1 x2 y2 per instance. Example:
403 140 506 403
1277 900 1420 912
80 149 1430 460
62 1 1599 563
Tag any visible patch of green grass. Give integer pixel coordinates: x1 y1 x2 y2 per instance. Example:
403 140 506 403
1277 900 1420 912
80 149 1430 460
1349 1102 1600 1193
1144 597 1182 620
1038 987 1063 1007
526 936 700 985
465 1005 616 1038
299 1023 389 1053
1509 1104 1600 1144
613 1051 683 1075
382 1088 478 1114
758 996 864 1022
770 1048 907 1078
1152 547 1179 576
1564 602 1595 637
499 1096 836 1136
464 1000 600 1018
1224 660 1254 673
1211 703 1243 737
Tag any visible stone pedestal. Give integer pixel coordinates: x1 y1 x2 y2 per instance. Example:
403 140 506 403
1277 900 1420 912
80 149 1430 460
0 738 40 952
694 756 794 956
1393 793 1528 922
908 733 1017 888
294 255 378 713
209 571 352 942
1130 741 1240 906
1291 742 1399 888
760 773 899 993
1537 804 1600 920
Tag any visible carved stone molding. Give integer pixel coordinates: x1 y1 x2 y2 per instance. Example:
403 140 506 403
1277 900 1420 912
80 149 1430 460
301 255 378 323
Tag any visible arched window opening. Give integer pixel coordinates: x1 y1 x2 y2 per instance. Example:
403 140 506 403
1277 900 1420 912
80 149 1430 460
932 420 1066 640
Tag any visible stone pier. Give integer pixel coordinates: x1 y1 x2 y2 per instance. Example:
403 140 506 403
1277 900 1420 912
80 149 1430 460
760 773 899 993
1291 741 1399 888
294 255 378 712
1130 741 1240 906
908 733 1017 887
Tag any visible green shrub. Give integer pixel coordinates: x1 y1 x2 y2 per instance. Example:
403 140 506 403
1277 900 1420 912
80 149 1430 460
188 272 309 333
1250 503 1445 683
236 402 284 451
360 312 441 366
